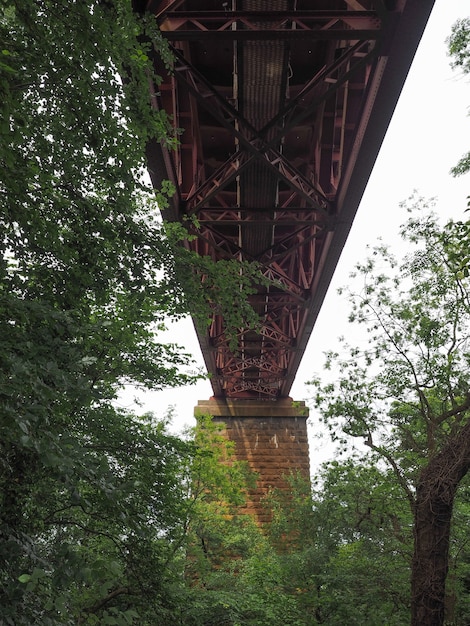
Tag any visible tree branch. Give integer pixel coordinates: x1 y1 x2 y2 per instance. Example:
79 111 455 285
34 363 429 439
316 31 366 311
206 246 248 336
436 393 470 426
85 586 133 614
364 437 416 513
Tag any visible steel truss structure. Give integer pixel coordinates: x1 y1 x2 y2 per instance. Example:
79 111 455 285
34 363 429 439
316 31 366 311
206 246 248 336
134 0 434 399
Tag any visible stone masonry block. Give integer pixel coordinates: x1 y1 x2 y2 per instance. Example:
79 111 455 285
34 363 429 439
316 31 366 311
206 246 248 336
195 398 310 524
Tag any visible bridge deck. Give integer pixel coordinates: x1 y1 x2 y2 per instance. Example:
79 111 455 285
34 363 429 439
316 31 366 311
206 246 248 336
136 0 434 399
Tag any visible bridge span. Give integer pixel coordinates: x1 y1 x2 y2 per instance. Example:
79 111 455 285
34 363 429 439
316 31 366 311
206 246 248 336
134 0 434 515
137 0 433 401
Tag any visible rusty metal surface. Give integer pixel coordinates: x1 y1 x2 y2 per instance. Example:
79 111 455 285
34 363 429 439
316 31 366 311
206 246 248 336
136 0 434 399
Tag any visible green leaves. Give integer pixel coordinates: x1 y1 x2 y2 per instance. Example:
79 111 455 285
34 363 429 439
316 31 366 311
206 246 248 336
312 201 470 466
0 2 263 623
309 200 470 623
447 17 470 176
447 18 470 75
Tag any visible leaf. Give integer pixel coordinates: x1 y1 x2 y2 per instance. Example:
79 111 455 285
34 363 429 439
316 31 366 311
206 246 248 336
18 574 31 584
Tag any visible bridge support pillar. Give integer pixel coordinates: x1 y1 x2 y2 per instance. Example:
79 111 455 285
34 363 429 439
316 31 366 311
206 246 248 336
195 398 310 524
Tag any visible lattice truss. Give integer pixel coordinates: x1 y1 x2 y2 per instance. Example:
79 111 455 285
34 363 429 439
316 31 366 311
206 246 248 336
143 0 392 398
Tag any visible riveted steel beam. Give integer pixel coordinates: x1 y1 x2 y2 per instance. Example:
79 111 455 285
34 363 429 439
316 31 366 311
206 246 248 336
158 10 381 41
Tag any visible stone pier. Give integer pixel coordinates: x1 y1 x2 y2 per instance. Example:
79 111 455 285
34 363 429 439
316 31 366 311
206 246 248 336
195 398 310 524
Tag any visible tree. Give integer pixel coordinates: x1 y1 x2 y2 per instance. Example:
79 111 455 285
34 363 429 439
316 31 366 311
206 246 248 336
310 459 412 625
0 1 263 623
447 17 470 176
310 197 470 625
178 422 320 626
7 410 195 625
256 463 411 626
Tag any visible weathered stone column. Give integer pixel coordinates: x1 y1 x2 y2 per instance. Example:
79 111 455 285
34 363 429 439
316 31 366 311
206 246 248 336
195 398 310 524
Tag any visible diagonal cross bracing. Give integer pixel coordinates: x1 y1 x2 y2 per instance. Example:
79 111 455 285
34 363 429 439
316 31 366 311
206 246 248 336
135 0 435 399
170 47 330 213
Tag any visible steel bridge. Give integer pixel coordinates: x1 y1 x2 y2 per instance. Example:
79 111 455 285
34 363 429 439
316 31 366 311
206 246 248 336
135 0 434 401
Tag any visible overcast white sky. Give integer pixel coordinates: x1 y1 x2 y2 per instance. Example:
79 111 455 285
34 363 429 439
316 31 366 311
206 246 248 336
120 0 470 471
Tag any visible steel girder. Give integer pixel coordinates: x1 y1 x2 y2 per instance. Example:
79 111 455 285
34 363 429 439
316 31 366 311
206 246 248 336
136 0 435 399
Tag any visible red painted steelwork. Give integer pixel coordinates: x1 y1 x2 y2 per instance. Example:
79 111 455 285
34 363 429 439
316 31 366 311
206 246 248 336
136 0 434 399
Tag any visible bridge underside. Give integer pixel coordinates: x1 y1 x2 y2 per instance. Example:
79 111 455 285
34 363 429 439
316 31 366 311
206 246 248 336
137 0 433 400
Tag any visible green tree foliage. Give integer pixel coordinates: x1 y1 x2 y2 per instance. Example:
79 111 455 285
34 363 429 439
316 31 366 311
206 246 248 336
0 1 264 623
177 458 411 626
6 412 194 625
310 197 470 624
315 461 412 625
258 466 411 626
174 428 319 626
447 17 470 176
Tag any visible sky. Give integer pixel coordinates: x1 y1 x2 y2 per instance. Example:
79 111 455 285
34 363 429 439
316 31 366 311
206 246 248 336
119 0 470 472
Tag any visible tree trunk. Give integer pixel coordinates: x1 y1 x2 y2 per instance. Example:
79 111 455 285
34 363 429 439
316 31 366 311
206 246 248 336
411 420 470 625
